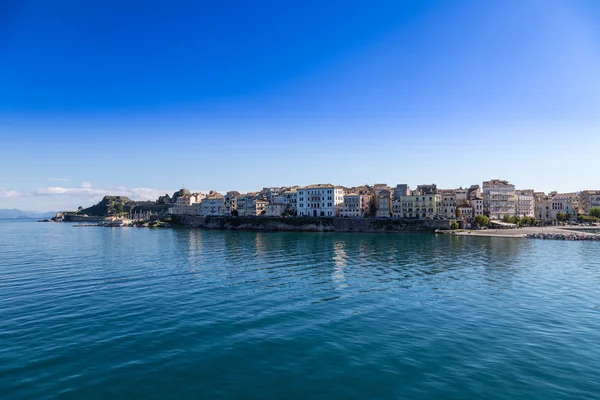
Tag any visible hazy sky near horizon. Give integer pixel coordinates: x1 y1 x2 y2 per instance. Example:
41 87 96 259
1 0 600 211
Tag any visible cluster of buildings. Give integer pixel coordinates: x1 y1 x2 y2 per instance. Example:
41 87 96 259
167 181 600 223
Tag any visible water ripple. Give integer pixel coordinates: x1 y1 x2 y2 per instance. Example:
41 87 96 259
1 221 600 399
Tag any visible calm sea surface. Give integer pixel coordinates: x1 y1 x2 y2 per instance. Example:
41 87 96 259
1 219 600 399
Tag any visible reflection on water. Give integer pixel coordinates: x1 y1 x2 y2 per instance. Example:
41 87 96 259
332 240 348 289
2 221 600 399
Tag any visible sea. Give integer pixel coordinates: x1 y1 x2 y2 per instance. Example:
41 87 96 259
1 218 600 399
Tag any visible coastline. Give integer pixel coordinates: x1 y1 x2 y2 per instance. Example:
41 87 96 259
175 215 450 233
443 225 600 241
60 215 600 241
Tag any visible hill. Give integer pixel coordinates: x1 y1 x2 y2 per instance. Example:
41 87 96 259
77 196 133 216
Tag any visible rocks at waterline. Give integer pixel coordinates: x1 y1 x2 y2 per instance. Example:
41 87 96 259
527 233 600 241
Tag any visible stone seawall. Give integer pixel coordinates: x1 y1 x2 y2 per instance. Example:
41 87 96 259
177 216 451 233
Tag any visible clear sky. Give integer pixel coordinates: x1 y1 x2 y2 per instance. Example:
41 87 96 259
1 0 600 211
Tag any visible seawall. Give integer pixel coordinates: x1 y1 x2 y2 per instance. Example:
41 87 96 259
176 216 452 233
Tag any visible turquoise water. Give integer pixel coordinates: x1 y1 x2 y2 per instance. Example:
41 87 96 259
1 219 600 399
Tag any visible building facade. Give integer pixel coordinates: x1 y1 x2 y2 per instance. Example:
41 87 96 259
223 191 240 216
457 205 474 221
439 190 457 218
471 197 484 216
580 190 600 215
393 184 442 219
376 189 392 218
535 192 578 221
199 193 225 216
340 194 371 218
169 192 205 216
483 179 517 220
297 184 344 217
516 190 535 217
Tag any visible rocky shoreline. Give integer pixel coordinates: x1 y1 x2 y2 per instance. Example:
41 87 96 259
526 233 600 241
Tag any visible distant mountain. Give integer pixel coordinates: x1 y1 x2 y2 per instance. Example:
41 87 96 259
0 209 56 219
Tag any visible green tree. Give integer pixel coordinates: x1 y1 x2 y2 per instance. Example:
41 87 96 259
590 208 600 219
509 215 521 225
502 215 511 223
531 217 538 226
450 221 459 230
556 212 564 222
474 214 490 228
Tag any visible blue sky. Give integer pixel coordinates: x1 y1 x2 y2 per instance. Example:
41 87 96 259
1 0 600 211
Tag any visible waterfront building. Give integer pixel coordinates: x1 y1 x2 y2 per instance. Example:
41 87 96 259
394 184 442 219
516 190 535 217
376 189 392 218
439 190 457 218
580 190 600 214
170 192 205 216
340 193 371 218
236 195 248 216
535 192 578 221
266 203 286 217
236 193 266 216
457 205 474 221
223 191 240 216
252 200 269 216
283 190 298 212
199 192 225 216
471 196 484 216
483 179 517 220
296 184 344 217
272 189 298 212
239 193 257 216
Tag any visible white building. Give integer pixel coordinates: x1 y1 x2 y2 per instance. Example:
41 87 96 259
516 190 535 217
483 179 517 220
297 184 344 217
200 193 225 216
471 197 484 216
